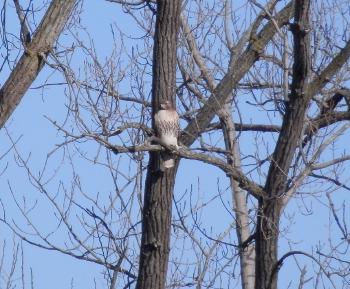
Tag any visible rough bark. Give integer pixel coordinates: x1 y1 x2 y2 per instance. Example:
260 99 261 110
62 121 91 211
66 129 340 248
255 1 311 288
0 0 77 128
135 1 181 289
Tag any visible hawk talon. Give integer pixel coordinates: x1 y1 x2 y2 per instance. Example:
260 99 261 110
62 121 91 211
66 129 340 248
169 144 179 152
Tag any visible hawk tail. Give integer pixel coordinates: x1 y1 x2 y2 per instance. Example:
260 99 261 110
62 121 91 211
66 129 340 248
161 152 175 170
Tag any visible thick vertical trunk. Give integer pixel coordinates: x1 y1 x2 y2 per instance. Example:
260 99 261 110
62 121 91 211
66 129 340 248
135 1 181 289
255 1 311 288
136 165 176 289
255 201 281 289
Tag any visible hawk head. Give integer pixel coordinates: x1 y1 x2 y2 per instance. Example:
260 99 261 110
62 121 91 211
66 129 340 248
159 100 173 110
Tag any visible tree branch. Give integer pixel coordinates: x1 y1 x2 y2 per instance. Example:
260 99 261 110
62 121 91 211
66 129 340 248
307 40 350 97
0 0 77 128
180 0 295 147
97 136 266 199
270 250 336 289
13 0 31 44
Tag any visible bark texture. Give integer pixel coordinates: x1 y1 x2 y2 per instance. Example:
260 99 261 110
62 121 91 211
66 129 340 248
0 0 77 128
135 1 181 289
255 1 311 288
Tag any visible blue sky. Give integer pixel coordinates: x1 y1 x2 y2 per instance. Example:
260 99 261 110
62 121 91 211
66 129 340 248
0 2 131 288
1 1 349 289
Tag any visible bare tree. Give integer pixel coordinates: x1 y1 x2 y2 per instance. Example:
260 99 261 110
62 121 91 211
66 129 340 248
0 0 350 289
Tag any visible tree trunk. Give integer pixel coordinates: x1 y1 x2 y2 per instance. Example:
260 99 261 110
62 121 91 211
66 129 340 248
0 0 77 128
219 105 255 289
255 200 281 289
255 1 311 288
135 1 181 289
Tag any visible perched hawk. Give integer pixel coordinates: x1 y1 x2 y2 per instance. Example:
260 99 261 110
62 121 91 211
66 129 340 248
154 100 180 170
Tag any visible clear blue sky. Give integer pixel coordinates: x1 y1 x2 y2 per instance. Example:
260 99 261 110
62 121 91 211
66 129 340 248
1 1 349 289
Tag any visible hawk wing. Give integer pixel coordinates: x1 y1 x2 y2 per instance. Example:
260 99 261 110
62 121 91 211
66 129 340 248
154 109 179 146
154 109 179 170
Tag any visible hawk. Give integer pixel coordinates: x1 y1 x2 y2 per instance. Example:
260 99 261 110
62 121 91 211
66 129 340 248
154 100 180 170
